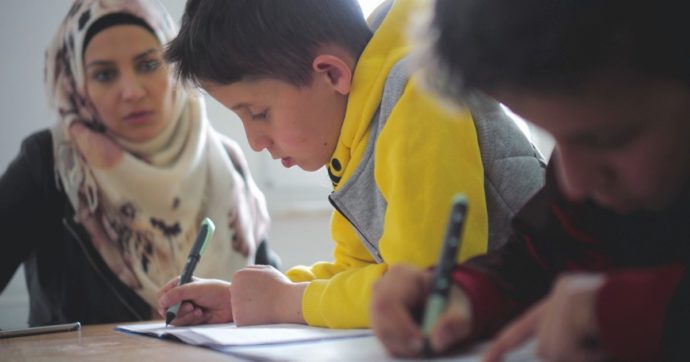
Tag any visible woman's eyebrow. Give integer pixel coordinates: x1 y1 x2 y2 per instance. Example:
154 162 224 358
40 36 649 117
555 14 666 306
133 48 159 61
85 59 114 69
85 48 159 69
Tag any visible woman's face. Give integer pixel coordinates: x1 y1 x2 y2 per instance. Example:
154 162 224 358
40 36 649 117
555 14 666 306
83 25 174 143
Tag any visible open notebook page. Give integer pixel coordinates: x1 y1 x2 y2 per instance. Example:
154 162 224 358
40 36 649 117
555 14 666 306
115 322 372 347
220 335 537 362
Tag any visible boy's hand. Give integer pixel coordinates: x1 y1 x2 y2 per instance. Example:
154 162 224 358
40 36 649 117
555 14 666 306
483 273 606 362
157 276 233 325
370 264 473 358
230 265 308 326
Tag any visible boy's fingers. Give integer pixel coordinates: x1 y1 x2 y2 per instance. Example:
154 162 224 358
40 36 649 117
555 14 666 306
371 266 429 357
372 303 424 357
483 300 545 362
430 286 472 352
166 275 181 288
161 282 203 308
159 301 192 322
430 311 471 353
157 276 181 300
180 301 194 314
170 306 205 326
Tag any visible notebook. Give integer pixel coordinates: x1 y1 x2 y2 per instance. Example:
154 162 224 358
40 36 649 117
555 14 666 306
115 322 372 347
116 322 536 361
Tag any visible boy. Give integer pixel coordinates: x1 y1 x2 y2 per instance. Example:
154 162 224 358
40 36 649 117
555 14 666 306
370 0 690 360
157 0 544 329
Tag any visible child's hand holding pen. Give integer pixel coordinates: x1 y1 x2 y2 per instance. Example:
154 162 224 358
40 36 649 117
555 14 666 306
371 195 473 357
370 264 473 357
157 217 235 326
157 276 234 326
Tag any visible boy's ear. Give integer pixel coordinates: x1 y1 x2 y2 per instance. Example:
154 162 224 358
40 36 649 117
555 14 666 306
312 54 353 95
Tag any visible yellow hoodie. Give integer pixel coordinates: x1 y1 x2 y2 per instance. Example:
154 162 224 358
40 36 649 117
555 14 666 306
286 0 488 328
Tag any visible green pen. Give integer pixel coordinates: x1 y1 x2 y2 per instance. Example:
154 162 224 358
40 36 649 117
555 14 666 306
420 194 469 351
165 217 215 326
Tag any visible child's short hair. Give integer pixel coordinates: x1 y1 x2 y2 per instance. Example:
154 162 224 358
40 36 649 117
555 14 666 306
166 0 373 87
425 0 690 96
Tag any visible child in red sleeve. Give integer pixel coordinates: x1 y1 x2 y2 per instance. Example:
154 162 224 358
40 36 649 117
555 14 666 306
370 0 690 361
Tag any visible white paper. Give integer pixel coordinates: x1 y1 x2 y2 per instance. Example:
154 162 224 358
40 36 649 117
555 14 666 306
116 323 538 361
115 322 372 347
221 336 537 362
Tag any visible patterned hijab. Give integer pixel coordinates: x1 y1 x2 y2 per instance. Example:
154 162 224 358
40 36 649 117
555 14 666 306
45 0 270 309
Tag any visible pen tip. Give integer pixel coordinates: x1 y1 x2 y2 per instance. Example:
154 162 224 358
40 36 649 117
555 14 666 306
421 339 434 357
165 312 175 326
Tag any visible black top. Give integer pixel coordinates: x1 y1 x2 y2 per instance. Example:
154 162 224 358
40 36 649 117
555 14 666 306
1 130 151 325
0 130 279 326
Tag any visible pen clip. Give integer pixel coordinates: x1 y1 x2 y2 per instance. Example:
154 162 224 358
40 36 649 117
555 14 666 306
199 218 215 255
191 218 215 257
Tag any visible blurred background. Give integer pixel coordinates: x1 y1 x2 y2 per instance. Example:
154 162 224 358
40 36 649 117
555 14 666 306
0 0 552 329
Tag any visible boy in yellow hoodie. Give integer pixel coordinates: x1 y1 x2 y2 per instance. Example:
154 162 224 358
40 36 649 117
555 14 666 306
157 0 545 328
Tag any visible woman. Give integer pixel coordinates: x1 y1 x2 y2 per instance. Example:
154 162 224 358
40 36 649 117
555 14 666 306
0 0 273 326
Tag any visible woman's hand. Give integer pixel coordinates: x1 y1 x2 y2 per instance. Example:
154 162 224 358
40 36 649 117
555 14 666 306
157 276 233 325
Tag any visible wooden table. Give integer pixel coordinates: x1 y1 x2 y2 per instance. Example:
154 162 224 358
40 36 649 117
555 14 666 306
0 323 241 361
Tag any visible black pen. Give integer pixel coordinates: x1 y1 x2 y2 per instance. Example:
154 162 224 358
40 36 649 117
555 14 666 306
0 322 81 339
165 217 215 326
420 194 469 348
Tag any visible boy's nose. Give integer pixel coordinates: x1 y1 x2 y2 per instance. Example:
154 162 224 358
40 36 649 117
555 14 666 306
245 127 271 152
555 146 607 202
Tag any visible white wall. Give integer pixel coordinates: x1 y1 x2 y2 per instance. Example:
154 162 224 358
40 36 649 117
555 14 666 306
0 0 74 331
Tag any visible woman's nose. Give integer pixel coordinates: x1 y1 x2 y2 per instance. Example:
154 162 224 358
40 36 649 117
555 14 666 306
120 74 146 102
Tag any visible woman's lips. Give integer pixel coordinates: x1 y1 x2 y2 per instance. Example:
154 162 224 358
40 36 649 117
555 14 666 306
123 111 153 125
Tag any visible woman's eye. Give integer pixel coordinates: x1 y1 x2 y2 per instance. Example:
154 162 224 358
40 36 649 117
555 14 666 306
251 110 268 121
138 59 161 73
92 69 117 83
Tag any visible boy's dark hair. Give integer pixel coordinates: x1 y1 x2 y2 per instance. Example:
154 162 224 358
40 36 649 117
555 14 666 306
166 0 373 87
427 0 690 96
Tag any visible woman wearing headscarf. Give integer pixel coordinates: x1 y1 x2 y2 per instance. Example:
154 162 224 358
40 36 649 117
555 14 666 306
0 0 273 326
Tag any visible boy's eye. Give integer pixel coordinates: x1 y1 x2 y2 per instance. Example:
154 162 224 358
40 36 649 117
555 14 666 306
585 126 644 150
91 68 117 83
251 110 268 121
567 123 645 151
